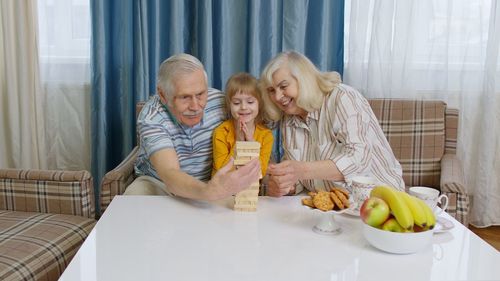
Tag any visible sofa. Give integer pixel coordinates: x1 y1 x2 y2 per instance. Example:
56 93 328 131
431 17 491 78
100 99 469 225
0 169 96 281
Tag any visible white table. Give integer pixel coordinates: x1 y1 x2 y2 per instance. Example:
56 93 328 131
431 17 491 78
60 196 500 281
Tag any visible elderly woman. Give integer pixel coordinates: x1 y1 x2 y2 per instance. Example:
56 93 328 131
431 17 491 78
260 51 405 197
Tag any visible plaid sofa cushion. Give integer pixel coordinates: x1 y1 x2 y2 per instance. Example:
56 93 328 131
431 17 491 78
0 170 94 219
0 210 95 281
368 99 446 188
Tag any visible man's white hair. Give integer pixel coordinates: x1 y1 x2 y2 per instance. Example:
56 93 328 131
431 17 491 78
157 54 208 101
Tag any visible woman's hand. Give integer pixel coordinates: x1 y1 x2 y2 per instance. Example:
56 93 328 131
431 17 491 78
266 160 302 197
266 176 294 197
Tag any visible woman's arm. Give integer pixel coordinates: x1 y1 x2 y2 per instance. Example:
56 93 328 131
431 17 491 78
268 159 344 190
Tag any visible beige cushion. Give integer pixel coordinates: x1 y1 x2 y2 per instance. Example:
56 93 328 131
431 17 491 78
369 99 446 188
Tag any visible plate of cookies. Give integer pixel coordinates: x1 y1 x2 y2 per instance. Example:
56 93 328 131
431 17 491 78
301 187 354 235
301 187 352 213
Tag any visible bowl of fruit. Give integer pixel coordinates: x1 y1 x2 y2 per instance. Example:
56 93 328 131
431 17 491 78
360 186 436 254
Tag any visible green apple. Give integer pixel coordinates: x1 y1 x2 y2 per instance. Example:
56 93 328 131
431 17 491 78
382 217 405 232
360 197 391 227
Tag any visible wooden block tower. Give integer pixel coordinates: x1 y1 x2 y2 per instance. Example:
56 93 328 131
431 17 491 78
233 141 261 211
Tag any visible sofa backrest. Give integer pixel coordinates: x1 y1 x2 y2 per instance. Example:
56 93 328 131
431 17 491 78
0 169 95 218
368 99 455 188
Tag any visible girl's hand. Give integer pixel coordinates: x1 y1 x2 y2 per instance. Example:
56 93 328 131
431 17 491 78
239 120 254 141
235 120 245 141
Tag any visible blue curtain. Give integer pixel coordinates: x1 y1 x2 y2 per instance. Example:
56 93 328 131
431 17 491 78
90 0 344 209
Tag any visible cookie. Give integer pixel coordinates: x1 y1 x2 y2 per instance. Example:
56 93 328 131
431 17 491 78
333 189 350 208
331 187 350 199
312 191 334 211
330 192 344 209
302 197 314 208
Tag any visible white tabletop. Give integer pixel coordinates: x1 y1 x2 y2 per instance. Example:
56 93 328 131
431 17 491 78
60 195 500 281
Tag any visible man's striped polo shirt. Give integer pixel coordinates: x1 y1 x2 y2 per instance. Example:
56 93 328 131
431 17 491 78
134 88 226 182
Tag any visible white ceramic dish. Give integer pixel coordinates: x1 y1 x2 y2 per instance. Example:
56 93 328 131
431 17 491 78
433 217 455 233
303 203 352 235
363 223 433 254
343 201 361 217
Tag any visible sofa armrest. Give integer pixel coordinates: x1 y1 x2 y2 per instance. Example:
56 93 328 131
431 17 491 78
100 146 139 214
440 153 469 226
0 169 95 218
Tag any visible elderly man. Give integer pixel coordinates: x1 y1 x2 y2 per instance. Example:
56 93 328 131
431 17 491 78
125 53 261 200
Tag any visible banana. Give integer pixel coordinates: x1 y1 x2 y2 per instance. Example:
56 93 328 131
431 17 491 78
399 191 427 228
370 186 414 230
415 197 436 230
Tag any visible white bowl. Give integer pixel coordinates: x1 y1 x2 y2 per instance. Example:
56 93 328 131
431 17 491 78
362 223 433 254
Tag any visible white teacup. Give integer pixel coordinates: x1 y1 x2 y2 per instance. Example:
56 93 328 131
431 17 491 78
409 186 448 215
350 176 378 210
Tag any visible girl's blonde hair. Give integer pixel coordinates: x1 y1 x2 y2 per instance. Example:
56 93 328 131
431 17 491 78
260 51 342 121
225 72 264 125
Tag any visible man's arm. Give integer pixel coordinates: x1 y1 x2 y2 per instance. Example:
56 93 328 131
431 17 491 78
151 148 261 201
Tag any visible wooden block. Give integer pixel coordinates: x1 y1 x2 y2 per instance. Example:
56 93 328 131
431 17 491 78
234 182 259 211
234 206 257 212
235 156 253 161
236 191 259 199
235 192 257 198
234 199 257 206
235 153 259 159
235 197 257 203
235 141 260 158
234 158 252 166
234 201 257 211
235 141 261 149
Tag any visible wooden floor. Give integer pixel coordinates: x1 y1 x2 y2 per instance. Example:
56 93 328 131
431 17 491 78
469 225 500 251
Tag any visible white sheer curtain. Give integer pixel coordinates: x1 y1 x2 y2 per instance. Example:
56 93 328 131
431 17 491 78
344 0 500 227
0 0 90 171
37 0 91 171
0 0 47 169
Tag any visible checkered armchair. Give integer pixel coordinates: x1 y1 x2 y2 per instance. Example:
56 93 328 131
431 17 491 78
368 99 468 225
100 102 145 213
0 169 96 281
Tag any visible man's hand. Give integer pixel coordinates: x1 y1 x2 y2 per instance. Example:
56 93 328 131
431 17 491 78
266 160 302 197
207 158 261 200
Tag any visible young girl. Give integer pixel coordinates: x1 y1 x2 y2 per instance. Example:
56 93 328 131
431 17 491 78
212 72 273 179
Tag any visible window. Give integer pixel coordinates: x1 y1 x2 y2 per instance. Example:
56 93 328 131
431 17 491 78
37 0 90 82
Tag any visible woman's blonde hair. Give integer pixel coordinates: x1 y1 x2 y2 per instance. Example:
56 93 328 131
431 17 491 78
225 72 264 125
260 51 341 121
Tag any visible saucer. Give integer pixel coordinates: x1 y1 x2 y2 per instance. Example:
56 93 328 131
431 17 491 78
342 202 360 217
433 217 454 233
